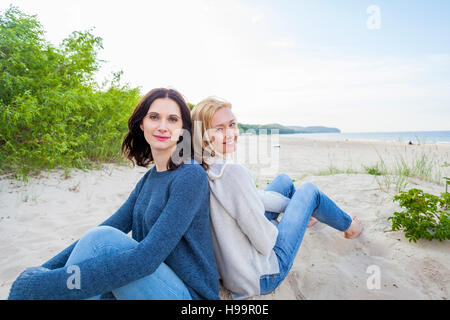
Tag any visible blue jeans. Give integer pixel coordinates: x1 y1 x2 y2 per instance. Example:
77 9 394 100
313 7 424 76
65 226 192 300
259 174 353 295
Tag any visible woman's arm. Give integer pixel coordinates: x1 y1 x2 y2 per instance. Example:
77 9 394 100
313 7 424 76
8 167 208 300
257 190 290 213
41 171 148 270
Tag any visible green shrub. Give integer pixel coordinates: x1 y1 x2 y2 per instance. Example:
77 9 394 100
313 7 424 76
364 163 384 176
388 188 450 242
0 7 141 178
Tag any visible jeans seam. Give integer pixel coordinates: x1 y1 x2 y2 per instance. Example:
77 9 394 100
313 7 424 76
153 275 185 299
273 242 295 281
260 272 282 295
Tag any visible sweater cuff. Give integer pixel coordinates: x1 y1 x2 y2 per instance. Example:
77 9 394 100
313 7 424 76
7 266 50 300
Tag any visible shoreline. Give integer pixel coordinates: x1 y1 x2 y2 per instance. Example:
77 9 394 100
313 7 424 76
284 137 450 150
241 133 450 148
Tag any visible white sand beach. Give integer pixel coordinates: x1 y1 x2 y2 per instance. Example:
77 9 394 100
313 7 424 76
1 136 449 300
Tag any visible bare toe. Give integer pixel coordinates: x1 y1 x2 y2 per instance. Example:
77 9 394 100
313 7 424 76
344 216 363 239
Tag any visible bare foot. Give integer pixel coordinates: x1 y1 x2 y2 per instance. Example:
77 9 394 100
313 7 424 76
307 217 318 228
344 216 363 239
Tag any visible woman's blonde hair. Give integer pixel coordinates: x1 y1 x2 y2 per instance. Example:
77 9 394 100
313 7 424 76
191 97 234 170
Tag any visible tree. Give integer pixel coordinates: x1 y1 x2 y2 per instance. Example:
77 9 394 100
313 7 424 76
0 6 141 178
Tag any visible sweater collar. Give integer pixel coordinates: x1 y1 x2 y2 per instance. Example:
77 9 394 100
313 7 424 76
206 157 235 180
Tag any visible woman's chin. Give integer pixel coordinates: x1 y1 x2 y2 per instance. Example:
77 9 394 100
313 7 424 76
149 140 177 152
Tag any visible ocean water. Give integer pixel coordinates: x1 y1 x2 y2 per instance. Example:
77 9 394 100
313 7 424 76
283 131 450 144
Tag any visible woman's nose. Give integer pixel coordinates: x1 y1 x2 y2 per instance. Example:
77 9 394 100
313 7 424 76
158 119 168 131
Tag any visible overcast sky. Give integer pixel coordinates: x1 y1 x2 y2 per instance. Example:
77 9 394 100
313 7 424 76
2 0 449 132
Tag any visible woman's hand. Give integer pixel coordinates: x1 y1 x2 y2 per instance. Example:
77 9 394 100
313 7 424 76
8 266 51 300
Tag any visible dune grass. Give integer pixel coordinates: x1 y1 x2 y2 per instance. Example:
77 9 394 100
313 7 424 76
313 146 447 194
316 165 359 176
364 149 445 193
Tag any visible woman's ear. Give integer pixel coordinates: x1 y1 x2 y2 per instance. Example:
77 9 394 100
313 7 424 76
140 123 143 131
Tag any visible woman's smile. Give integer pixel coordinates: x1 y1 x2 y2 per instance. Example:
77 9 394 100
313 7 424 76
223 140 235 146
153 134 170 141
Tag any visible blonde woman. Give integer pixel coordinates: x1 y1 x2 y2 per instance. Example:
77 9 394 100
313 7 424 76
191 97 363 300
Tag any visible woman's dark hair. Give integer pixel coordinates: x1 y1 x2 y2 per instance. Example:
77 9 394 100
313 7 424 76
121 88 193 171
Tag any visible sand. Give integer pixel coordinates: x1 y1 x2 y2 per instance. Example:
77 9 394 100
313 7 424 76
1 136 449 300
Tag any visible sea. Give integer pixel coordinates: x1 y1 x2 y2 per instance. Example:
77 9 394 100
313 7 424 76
282 130 450 145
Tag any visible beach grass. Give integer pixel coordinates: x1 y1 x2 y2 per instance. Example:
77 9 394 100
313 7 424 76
314 146 446 194
316 164 360 176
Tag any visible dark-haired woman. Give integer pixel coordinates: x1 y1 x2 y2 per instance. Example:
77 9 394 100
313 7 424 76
8 88 220 300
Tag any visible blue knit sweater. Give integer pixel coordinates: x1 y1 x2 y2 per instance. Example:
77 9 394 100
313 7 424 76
8 162 220 300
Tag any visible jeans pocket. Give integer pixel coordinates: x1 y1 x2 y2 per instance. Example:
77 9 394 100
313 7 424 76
259 273 282 295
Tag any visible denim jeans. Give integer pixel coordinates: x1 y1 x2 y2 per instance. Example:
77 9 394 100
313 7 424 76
64 226 192 300
259 174 353 295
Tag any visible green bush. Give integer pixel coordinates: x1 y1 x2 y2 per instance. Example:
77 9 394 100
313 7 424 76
0 7 141 179
364 164 384 176
388 188 450 242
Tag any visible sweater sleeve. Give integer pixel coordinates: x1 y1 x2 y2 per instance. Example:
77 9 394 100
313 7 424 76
212 164 278 256
40 172 147 270
8 167 208 300
257 190 290 213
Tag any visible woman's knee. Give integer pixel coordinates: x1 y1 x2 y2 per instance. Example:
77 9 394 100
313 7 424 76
276 173 292 184
274 173 294 191
299 182 319 197
300 181 316 189
79 226 130 249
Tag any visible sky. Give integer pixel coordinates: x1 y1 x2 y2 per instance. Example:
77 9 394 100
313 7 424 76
1 0 449 133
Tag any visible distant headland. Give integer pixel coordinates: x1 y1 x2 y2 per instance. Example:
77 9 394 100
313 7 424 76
238 123 341 134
